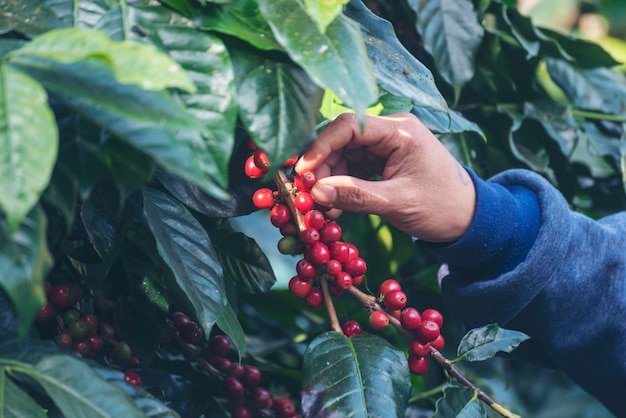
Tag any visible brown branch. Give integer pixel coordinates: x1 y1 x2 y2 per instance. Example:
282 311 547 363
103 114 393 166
274 170 306 232
319 277 342 333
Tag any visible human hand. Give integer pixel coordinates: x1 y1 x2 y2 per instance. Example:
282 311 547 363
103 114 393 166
294 113 476 242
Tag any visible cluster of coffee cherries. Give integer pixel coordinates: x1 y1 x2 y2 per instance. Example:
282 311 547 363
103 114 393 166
34 281 142 387
164 312 298 418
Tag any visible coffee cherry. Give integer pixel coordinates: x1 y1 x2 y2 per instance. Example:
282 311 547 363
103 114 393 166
329 241 350 263
421 308 444 327
73 340 91 356
408 354 429 375
378 279 401 296
68 319 90 340
368 311 389 330
179 322 204 344
344 256 366 276
273 397 297 418
127 357 141 369
207 355 232 372
282 155 299 167
82 314 99 334
62 309 81 326
304 288 323 309
208 335 231 357
49 284 81 309
400 307 422 331
309 242 330 266
226 362 246 378
277 236 298 255
223 377 245 398
124 371 142 387
294 170 317 192
346 243 359 259
56 333 73 349
383 289 407 311
288 276 313 298
253 149 270 169
87 334 103 352
169 311 191 328
431 334 445 351
279 222 298 237
319 222 341 244
250 386 273 409
231 405 252 418
352 275 363 286
112 341 133 366
342 320 363 338
417 320 440 343
245 155 266 179
409 339 431 357
294 192 315 212
334 272 353 290
270 204 291 227
301 228 320 246
252 188 275 209
303 210 325 230
35 303 55 324
241 365 262 387
325 259 342 276
296 259 316 280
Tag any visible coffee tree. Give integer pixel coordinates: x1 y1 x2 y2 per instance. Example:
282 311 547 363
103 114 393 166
1 0 624 417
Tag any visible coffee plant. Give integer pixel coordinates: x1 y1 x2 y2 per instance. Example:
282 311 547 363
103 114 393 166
0 0 624 417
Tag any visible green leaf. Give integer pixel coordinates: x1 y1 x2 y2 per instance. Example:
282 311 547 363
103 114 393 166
141 25 236 190
522 100 578 157
258 0 378 118
216 303 247 360
408 0 485 99
412 107 485 137
0 205 52 338
301 332 410 417
12 27 195 93
546 58 626 116
142 187 227 334
0 0 64 36
231 47 323 171
433 382 486 418
0 371 47 418
456 323 530 362
209 228 276 294
198 0 282 51
303 0 349 33
344 1 448 112
42 164 78 231
0 64 58 232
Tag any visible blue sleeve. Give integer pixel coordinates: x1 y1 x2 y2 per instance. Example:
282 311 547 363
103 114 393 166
417 168 626 417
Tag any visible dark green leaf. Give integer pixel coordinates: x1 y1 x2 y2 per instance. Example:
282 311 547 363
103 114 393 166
456 323 529 362
199 0 282 51
546 58 626 116
0 371 46 418
231 47 323 171
42 164 78 231
433 382 486 418
209 228 276 294
142 187 227 334
216 303 247 360
0 63 57 232
522 100 578 157
301 332 410 417
409 0 485 99
102 136 156 199
0 0 64 36
412 107 485 137
344 0 447 112
258 0 378 118
0 206 52 338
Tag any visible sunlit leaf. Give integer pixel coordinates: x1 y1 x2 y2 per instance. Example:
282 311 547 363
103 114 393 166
456 324 530 362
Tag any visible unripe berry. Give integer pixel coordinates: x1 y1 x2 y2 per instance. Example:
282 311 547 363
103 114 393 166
270 204 291 227
56 332 73 349
342 320 363 338
68 319 90 340
252 188 275 209
112 341 133 366
383 289 407 311
408 354 429 375
304 288 323 309
303 210 325 230
277 236 298 255
124 371 142 387
62 309 81 326
368 311 389 330
245 155 266 179
294 191 315 212
421 308 444 327
400 307 422 331
288 276 313 298
417 320 440 343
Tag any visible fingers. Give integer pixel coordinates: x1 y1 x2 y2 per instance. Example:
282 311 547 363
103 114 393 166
310 175 396 216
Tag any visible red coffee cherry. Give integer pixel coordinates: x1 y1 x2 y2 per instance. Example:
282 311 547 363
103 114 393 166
241 365 262 387
319 222 341 244
250 386 273 409
274 397 297 418
303 210 326 230
294 170 317 192
124 371 142 387
179 322 204 344
252 188 275 209
226 362 246 378
245 155 266 179
325 259 342 276
309 242 330 266
352 275 363 286
294 191 315 212
368 311 389 330
342 320 363 338
49 284 81 309
304 288 323 309
231 405 252 418
301 228 320 246
56 332 73 349
296 259 317 280
344 256 366 276
35 303 55 324
87 334 103 353
378 279 401 296
282 155 299 167
329 241 350 263
431 334 445 351
73 340 91 357
270 204 291 227
253 149 270 169
408 354 429 375
208 335 231 357
346 243 359 259
409 339 431 357
169 311 192 328
383 289 407 311
82 314 99 335
334 272 353 290
400 307 422 331
288 276 313 298
421 308 444 327
417 320 441 343
223 377 245 398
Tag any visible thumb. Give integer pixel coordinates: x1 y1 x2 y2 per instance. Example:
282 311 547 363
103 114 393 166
310 176 392 215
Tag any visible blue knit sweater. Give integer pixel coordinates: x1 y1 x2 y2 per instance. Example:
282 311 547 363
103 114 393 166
419 168 626 417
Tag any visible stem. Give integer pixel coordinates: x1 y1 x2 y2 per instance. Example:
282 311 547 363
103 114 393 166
319 278 342 333
429 348 521 418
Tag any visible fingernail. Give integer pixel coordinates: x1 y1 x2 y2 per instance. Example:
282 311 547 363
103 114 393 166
311 184 336 206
